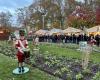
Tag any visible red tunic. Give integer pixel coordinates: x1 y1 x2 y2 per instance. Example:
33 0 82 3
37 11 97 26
15 39 28 62
89 39 96 46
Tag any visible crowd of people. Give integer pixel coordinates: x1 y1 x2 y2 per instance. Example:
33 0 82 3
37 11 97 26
33 34 100 47
10 33 100 47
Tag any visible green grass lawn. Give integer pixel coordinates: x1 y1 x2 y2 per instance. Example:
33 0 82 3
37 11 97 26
0 41 99 80
0 53 60 80
39 43 100 63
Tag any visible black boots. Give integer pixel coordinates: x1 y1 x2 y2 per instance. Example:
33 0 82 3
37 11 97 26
18 67 21 73
22 66 25 72
18 66 24 73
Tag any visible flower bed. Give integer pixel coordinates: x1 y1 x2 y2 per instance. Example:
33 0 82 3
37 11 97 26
0 42 16 58
31 52 100 80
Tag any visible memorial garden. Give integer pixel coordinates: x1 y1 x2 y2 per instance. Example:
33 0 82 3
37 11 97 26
0 0 100 80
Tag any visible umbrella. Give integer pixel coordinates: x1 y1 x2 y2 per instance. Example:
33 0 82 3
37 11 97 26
34 29 48 35
63 27 82 34
49 28 63 35
87 25 100 32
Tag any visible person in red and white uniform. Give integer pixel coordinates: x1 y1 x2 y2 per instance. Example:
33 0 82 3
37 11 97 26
15 30 29 73
90 36 96 46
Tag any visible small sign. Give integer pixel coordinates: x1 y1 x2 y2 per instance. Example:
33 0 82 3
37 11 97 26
79 41 87 51
79 41 87 48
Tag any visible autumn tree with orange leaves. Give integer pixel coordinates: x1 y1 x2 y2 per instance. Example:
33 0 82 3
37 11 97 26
67 6 95 29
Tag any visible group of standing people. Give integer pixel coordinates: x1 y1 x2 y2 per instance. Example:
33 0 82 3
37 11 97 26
33 34 100 47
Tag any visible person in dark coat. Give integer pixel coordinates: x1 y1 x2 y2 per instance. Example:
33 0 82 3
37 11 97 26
95 34 100 47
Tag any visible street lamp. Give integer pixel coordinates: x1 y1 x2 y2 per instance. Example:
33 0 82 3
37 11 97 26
42 14 45 29
47 19 51 30
41 11 47 29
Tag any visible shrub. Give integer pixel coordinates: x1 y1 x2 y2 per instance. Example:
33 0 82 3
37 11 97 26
76 73 83 80
82 68 92 76
92 72 100 80
61 67 70 73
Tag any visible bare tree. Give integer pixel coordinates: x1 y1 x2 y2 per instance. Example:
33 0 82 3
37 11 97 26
0 11 12 27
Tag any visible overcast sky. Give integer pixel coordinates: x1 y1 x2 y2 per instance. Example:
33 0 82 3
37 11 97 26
0 0 84 26
0 0 33 26
0 0 84 14
0 0 33 14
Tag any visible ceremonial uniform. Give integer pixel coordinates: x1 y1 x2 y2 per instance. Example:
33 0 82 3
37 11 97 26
15 39 28 62
14 29 30 73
